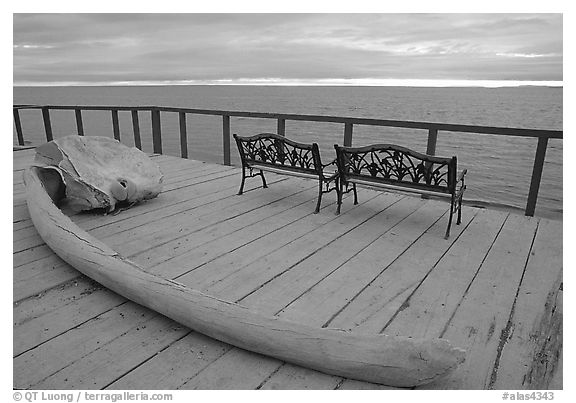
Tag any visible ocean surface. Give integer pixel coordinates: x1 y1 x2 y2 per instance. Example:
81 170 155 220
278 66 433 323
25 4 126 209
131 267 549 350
13 85 563 219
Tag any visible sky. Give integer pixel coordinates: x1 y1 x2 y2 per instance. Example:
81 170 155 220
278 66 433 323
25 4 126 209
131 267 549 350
13 13 563 87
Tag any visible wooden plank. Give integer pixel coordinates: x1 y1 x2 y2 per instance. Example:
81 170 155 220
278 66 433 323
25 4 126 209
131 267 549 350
548 327 563 390
14 282 126 356
14 303 158 389
326 206 478 335
102 178 316 262
331 205 480 390
81 173 277 235
173 190 378 291
14 219 34 232
34 315 189 389
421 214 539 389
236 194 413 312
158 169 238 193
137 186 354 280
13 148 36 171
381 209 510 339
207 193 409 302
106 332 232 390
178 348 281 390
13 244 55 269
259 364 342 390
14 256 81 302
209 197 410 302
490 219 562 389
14 277 102 326
337 380 398 390
277 198 449 326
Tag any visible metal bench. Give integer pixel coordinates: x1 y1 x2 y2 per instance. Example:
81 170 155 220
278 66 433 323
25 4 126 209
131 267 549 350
234 133 339 213
334 143 467 238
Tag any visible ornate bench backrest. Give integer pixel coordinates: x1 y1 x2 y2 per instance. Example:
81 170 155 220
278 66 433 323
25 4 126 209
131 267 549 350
234 133 323 176
334 144 457 193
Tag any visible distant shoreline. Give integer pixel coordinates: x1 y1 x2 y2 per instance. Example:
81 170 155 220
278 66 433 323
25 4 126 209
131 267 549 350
12 80 563 89
13 85 564 90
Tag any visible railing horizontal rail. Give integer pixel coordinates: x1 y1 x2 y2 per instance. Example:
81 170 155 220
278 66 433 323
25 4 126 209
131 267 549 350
13 103 563 217
13 104 562 139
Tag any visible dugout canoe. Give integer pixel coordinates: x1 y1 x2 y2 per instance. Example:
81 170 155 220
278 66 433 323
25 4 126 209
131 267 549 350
25 165 466 387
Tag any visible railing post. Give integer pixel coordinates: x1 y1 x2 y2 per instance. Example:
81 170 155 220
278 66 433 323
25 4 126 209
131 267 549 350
222 115 231 166
13 108 25 146
277 118 286 136
179 112 188 159
343 122 353 146
75 109 84 136
426 128 438 156
151 108 162 154
111 109 121 141
41 107 53 142
525 137 549 216
131 110 142 150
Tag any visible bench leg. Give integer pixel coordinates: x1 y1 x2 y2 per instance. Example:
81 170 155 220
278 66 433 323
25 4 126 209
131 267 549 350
445 196 455 239
457 193 463 225
237 166 247 195
334 177 341 215
314 180 323 214
353 183 358 205
336 179 343 215
260 170 268 189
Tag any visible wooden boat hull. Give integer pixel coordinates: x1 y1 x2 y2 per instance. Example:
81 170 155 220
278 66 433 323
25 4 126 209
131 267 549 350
25 166 465 387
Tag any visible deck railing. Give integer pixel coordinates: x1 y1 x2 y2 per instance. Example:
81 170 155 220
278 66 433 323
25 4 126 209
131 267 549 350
13 104 563 217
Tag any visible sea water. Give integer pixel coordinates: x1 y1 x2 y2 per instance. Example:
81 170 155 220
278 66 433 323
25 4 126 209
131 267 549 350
13 85 562 219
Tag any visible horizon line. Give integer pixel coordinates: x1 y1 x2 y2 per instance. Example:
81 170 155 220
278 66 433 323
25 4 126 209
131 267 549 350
13 78 563 88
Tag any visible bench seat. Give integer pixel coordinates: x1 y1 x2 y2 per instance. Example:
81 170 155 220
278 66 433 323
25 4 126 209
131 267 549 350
248 163 338 182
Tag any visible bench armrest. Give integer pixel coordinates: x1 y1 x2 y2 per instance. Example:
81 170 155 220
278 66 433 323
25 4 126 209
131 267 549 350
321 158 338 169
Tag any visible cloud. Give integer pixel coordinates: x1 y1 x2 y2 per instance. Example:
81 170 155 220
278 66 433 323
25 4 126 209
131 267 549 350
13 13 563 85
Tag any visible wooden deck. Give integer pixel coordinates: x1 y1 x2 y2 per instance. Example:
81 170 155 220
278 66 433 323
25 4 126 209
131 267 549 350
13 148 563 390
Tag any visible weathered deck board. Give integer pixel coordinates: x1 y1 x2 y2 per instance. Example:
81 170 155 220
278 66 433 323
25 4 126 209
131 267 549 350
382 209 510 339
423 214 539 389
490 218 563 390
13 149 562 390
